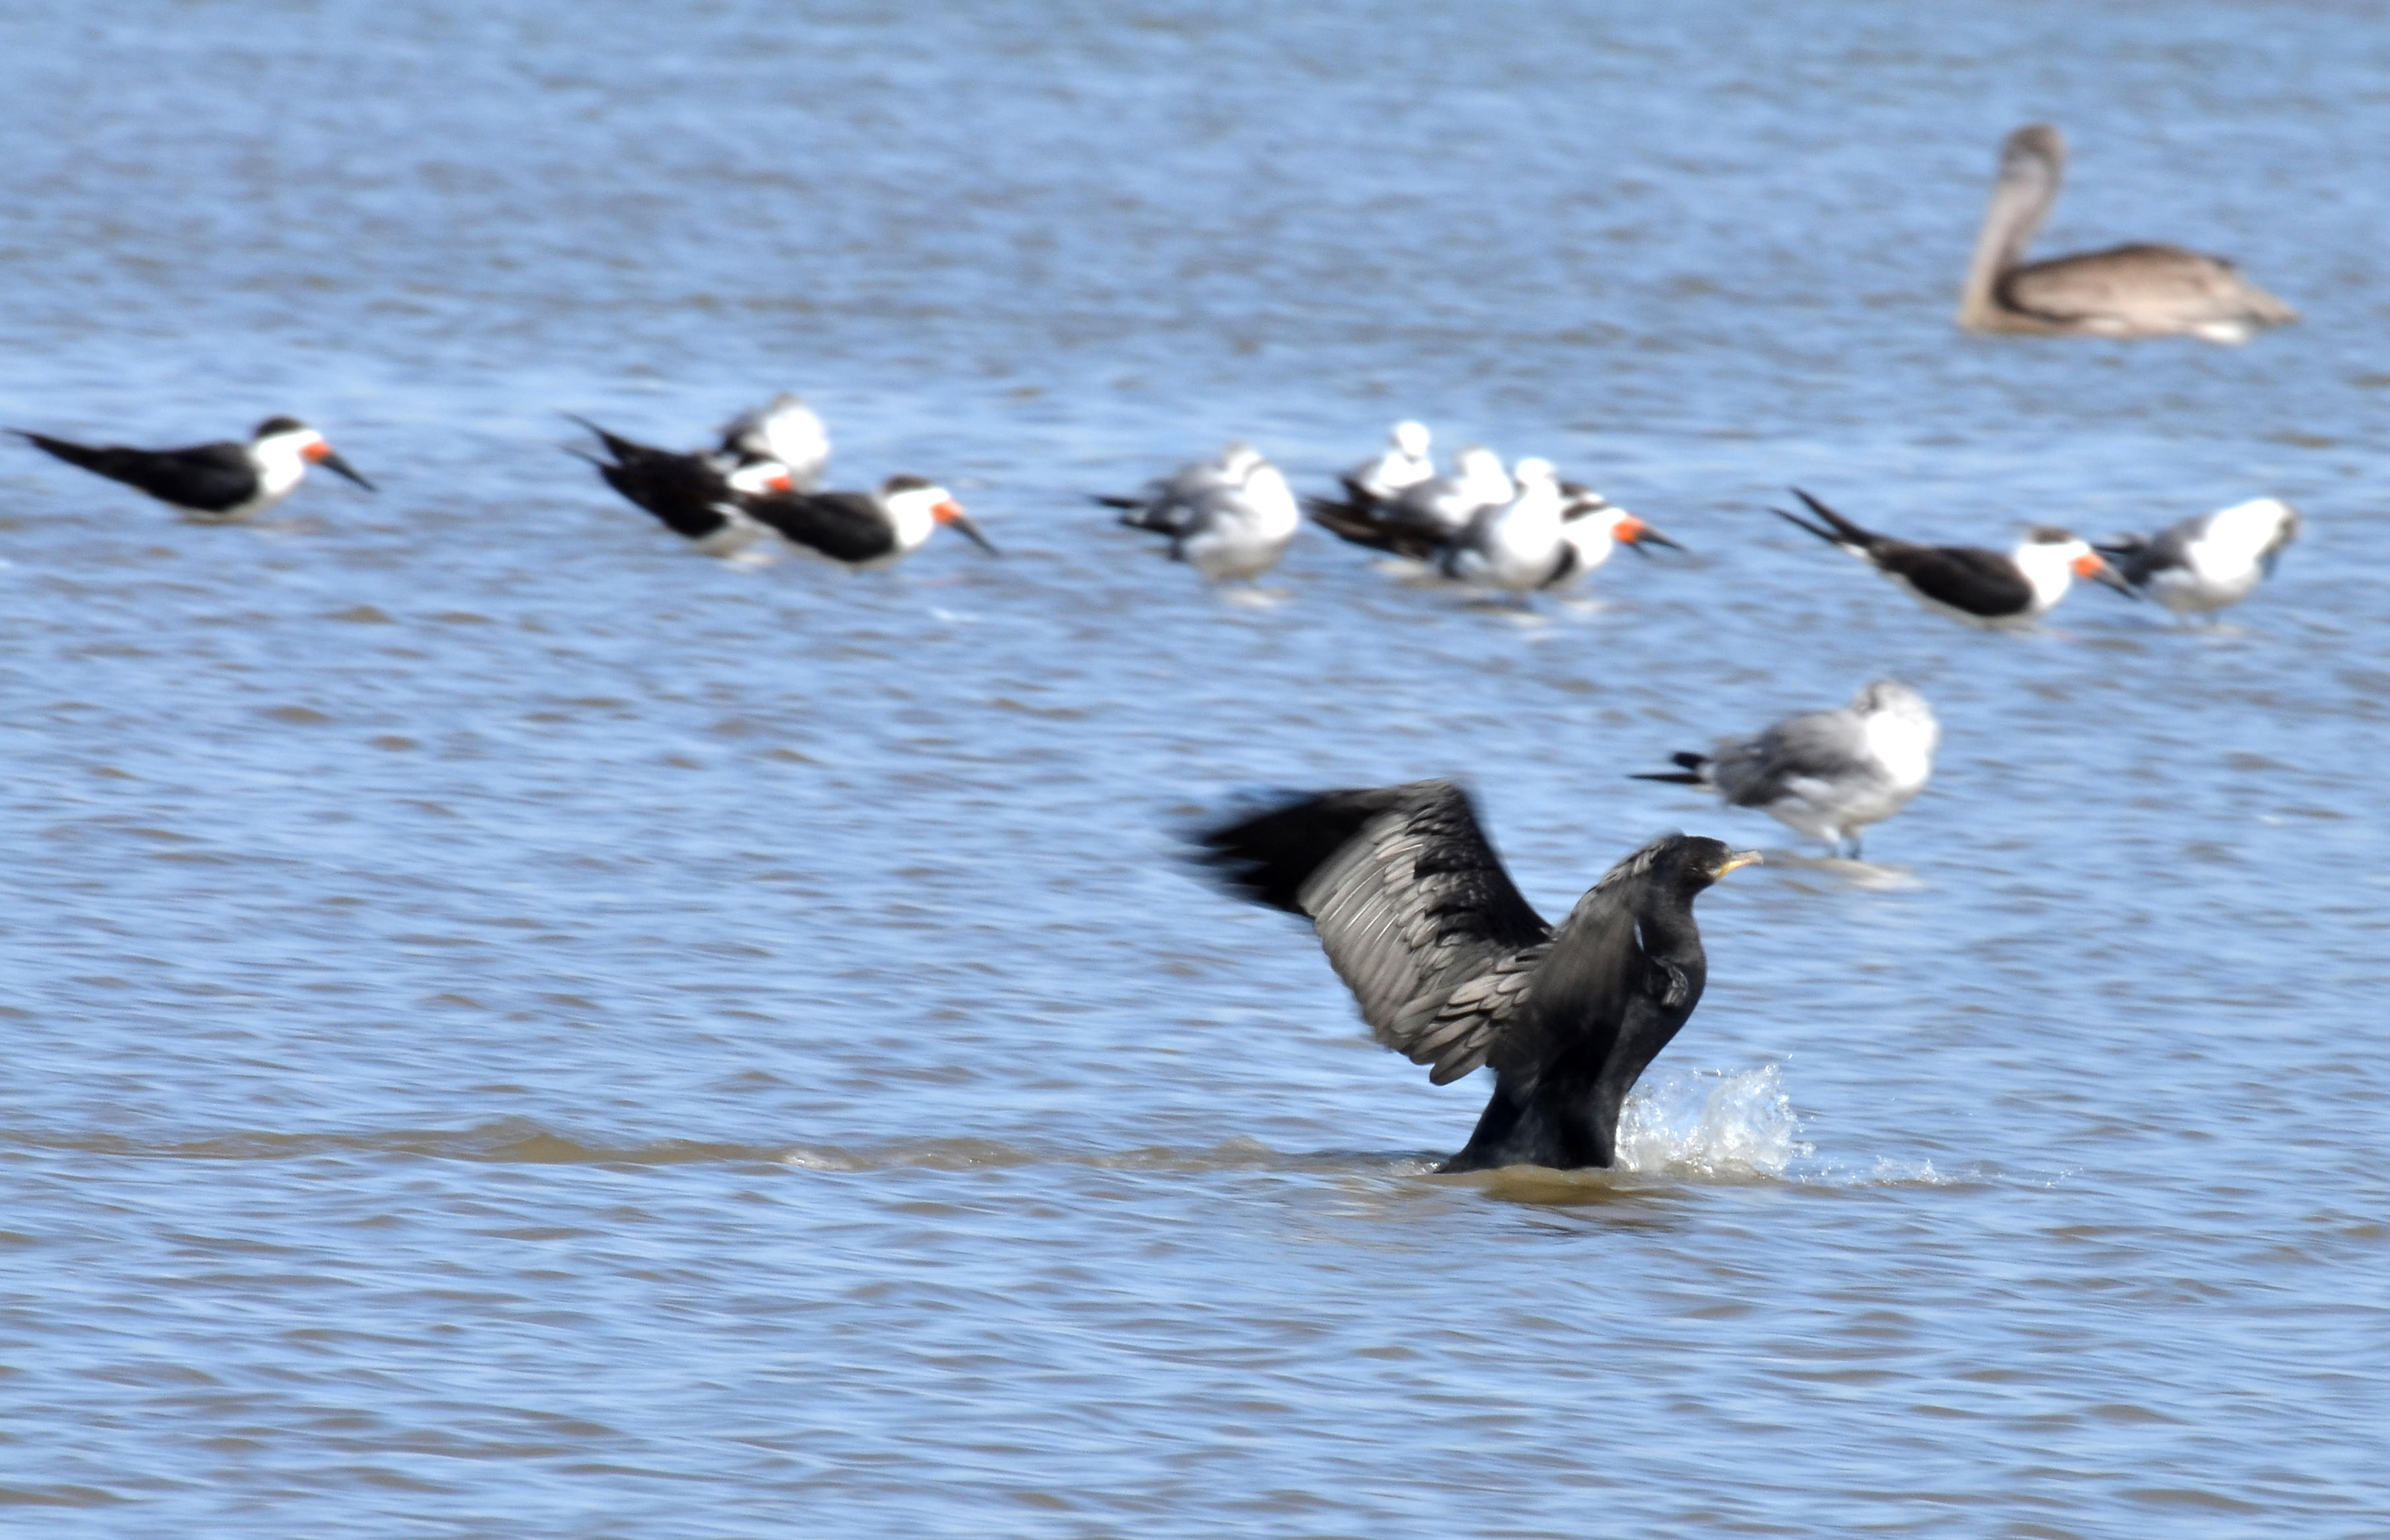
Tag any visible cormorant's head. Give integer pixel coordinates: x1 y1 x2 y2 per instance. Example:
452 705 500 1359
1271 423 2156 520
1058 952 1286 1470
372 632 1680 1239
1639 834 1763 896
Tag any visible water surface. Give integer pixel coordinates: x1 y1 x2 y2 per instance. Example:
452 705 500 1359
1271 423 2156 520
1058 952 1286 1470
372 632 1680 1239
2 2 2387 1535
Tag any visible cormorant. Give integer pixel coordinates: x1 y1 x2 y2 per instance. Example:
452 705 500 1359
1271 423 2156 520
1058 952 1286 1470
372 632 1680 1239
1195 780 1759 1172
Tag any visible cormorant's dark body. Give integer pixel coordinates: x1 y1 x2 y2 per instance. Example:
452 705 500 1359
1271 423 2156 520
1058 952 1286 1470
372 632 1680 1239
1195 781 1753 1173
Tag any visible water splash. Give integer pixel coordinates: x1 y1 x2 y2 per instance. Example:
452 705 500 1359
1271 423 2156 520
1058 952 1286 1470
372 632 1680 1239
1613 1064 1809 1179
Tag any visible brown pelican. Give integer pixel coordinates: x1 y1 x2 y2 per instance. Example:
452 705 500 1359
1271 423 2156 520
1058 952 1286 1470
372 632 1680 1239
1956 125 2296 344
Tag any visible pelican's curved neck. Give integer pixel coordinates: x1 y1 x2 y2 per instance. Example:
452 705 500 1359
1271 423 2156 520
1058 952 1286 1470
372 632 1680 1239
1958 141 2063 327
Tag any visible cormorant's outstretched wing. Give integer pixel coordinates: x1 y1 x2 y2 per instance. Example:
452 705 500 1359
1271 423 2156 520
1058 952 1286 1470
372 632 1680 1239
1195 780 1552 1084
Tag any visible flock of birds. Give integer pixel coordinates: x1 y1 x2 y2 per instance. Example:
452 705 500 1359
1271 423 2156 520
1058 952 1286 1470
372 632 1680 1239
3 124 2311 1173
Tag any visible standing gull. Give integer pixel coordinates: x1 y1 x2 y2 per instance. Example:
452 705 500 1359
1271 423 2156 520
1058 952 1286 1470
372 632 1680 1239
1098 443 1265 536
1195 781 1759 1172
1956 124 2296 344
1633 681 1939 859
1107 446 1300 581
2096 497 2300 615
1775 489 2133 628
1344 420 1437 502
718 393 831 491
1307 443 1512 553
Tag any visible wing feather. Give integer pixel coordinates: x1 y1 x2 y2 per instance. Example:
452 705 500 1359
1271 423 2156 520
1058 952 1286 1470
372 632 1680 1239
2004 245 2292 328
1195 782 1552 1082
1709 709 1869 807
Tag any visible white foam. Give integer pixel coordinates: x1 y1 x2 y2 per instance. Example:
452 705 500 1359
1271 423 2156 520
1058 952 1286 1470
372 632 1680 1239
1613 1063 1808 1179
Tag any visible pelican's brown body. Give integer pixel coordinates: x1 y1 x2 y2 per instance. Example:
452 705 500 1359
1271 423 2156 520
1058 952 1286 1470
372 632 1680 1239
1957 125 2295 345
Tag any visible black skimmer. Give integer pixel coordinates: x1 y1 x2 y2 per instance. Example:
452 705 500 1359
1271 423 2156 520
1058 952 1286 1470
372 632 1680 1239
1774 489 2133 627
1345 420 1436 502
718 393 830 491
1552 481 1682 586
1958 125 2296 344
2096 497 2300 615
1634 680 1939 859
1195 780 1759 1172
1307 443 1511 552
745 476 995 569
12 416 375 522
1108 447 1300 581
571 416 792 557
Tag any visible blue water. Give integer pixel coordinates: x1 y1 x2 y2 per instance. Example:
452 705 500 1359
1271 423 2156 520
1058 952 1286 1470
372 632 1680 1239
3 1 2387 1535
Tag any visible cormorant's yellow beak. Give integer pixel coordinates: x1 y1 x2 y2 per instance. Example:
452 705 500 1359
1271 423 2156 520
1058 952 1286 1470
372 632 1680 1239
1715 850 1763 877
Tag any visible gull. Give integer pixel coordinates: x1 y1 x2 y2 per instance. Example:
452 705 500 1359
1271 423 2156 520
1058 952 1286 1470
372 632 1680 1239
1634 680 1938 859
1307 443 1513 553
1098 443 1265 537
2096 497 2300 615
717 393 831 491
1107 446 1300 581
1344 419 1436 502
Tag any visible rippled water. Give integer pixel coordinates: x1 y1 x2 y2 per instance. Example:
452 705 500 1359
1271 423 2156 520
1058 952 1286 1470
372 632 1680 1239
3 2 2387 1535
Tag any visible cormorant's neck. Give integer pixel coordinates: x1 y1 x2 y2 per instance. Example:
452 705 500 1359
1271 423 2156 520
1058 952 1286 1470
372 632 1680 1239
1634 891 1705 963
